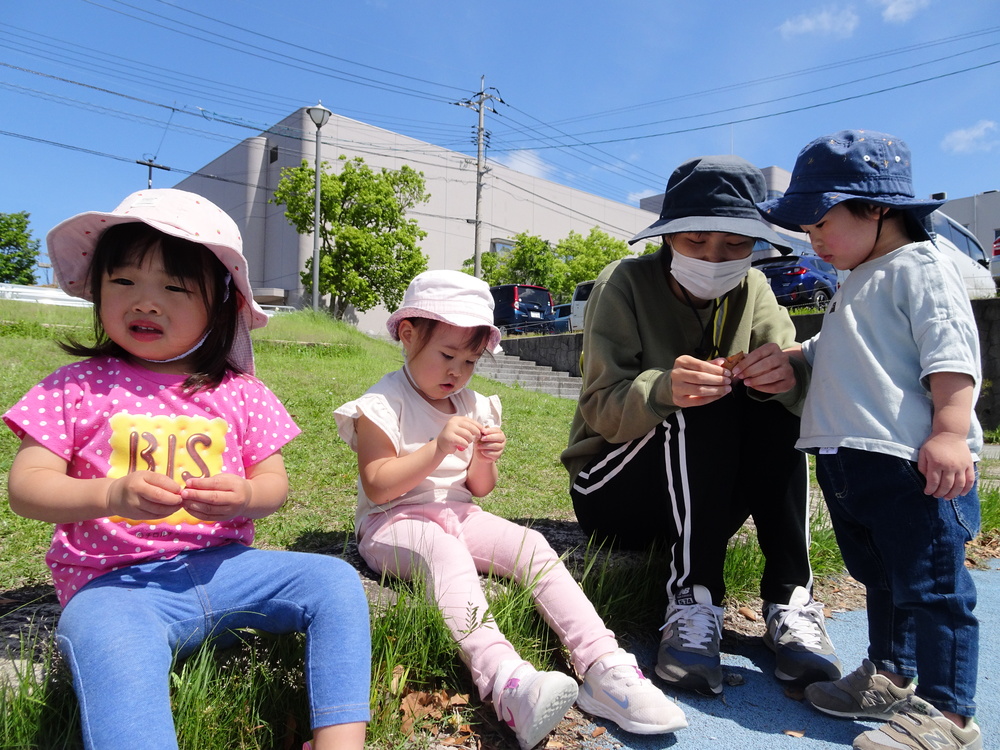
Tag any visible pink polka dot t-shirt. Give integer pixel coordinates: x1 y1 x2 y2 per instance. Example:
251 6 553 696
3 357 300 605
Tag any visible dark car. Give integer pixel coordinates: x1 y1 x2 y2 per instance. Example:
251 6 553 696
552 303 572 333
752 254 839 310
489 284 556 334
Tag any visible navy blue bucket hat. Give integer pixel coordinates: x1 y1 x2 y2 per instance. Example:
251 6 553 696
630 155 792 252
756 129 944 234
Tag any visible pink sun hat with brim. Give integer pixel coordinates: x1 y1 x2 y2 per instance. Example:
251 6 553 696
386 270 502 352
46 188 267 374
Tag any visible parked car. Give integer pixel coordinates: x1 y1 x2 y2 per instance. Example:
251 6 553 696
552 303 572 333
570 280 595 331
752 255 839 310
489 284 555 334
990 235 1000 290
927 210 994 299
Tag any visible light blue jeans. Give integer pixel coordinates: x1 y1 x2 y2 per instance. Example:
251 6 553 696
56 544 371 750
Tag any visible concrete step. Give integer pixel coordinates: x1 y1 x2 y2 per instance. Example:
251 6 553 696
475 353 582 400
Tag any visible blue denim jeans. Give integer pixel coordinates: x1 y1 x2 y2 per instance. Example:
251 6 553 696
56 545 371 750
816 448 979 716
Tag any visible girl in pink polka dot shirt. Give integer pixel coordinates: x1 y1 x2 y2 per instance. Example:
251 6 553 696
4 189 370 750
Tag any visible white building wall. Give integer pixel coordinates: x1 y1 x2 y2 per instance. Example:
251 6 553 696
175 109 657 335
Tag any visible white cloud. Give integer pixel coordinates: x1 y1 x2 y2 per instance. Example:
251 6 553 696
874 0 931 23
941 121 1000 155
627 189 659 205
779 6 860 39
492 150 552 179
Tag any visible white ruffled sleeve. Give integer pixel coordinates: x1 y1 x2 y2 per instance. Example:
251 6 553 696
334 392 401 454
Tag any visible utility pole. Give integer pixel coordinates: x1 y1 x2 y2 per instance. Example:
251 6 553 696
136 158 170 189
457 77 501 279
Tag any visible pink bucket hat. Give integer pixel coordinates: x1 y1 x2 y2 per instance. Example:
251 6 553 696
386 270 502 352
46 189 267 374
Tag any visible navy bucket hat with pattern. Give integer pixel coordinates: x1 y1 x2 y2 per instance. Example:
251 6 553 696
756 129 944 235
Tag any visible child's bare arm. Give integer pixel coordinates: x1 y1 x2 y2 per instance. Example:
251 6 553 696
357 414 484 504
919 371 976 499
8 436 184 523
181 452 289 521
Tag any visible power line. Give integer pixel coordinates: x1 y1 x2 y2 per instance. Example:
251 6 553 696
491 59 1000 152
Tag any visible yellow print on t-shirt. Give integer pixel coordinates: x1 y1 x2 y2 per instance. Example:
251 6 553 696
106 413 230 525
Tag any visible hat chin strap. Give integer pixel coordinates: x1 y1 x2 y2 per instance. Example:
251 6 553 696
145 330 210 364
145 274 230 365
403 361 465 400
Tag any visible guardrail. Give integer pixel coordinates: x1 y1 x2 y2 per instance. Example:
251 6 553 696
0 283 92 308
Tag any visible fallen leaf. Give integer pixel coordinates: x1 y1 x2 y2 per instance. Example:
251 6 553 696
784 729 806 738
783 685 806 701
737 606 758 621
590 727 606 738
391 664 406 693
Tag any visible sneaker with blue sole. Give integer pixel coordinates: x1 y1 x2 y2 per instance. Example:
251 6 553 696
763 586 842 685
654 584 724 695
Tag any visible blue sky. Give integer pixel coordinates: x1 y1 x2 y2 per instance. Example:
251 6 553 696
2 0 998 284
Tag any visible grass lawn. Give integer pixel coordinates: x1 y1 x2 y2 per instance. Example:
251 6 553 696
2 301 998 749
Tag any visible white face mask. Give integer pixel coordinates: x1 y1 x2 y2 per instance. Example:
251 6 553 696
669 248 752 300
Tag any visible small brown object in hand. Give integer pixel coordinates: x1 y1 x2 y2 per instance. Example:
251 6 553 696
722 351 745 371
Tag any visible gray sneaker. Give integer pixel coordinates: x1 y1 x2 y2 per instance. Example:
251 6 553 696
763 586 842 684
853 695 982 750
654 585 723 695
805 658 915 721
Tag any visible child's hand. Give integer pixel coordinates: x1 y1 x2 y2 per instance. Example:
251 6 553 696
918 432 975 499
475 425 506 463
728 343 796 393
670 354 732 406
107 471 184 520
180 474 254 522
435 416 485 456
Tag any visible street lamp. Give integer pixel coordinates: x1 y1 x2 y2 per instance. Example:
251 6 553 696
306 102 332 311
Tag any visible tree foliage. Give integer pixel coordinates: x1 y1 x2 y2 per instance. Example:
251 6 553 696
464 226 632 303
0 212 40 285
273 155 430 319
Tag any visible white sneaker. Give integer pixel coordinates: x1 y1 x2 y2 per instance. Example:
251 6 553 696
492 660 578 750
577 649 688 735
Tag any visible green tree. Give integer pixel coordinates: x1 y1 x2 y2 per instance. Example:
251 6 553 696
0 212 40 285
273 155 430 319
465 226 633 303
553 227 631 301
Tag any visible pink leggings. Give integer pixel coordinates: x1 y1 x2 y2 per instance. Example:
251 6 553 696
358 501 618 699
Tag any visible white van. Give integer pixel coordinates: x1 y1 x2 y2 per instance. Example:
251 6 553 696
570 280 595 331
928 210 994 299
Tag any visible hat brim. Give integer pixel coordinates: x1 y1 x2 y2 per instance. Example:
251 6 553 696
386 308 502 352
629 215 793 253
47 211 269 333
757 192 945 234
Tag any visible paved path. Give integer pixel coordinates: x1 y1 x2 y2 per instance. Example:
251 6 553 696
578 561 998 749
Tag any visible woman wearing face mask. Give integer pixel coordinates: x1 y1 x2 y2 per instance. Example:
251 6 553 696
562 155 842 698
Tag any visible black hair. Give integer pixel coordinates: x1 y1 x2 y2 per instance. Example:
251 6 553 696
840 200 922 242
403 318 493 361
59 222 242 390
